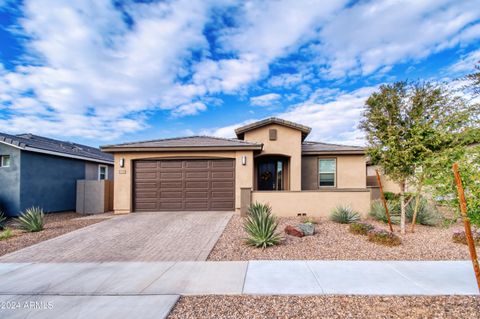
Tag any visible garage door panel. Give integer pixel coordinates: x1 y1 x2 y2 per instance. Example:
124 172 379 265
160 161 183 168
135 162 157 168
134 159 234 211
185 160 209 168
211 171 234 179
160 181 182 188
136 172 157 179
185 181 209 188
160 172 182 179
212 181 234 189
185 191 208 199
159 191 183 199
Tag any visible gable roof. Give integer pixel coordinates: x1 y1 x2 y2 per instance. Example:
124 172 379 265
302 141 365 155
101 136 263 152
235 117 311 141
0 132 114 164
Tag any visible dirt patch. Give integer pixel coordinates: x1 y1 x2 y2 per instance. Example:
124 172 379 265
0 212 107 257
208 216 476 260
168 295 480 319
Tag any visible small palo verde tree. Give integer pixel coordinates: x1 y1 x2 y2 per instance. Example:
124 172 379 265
360 81 477 234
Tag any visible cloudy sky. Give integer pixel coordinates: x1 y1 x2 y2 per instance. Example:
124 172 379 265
0 0 479 147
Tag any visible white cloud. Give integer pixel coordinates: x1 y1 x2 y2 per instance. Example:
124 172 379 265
448 49 480 74
250 93 281 106
203 86 376 146
316 0 480 78
171 102 207 117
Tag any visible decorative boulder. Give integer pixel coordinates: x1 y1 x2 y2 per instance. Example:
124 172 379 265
452 229 480 245
285 225 304 237
298 223 315 236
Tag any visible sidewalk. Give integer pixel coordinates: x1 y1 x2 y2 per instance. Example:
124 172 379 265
0 260 478 318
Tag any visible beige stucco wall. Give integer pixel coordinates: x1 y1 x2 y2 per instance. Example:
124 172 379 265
251 190 371 217
112 150 254 214
244 124 302 191
332 155 367 189
366 165 402 193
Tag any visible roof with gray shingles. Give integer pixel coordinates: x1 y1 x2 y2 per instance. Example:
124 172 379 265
302 141 365 154
0 132 113 163
101 136 263 151
235 117 312 140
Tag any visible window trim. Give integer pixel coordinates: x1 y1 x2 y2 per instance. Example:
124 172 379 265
98 165 108 180
318 157 337 188
0 155 11 168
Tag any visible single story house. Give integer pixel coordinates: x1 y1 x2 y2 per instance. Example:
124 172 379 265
102 117 371 217
0 133 114 216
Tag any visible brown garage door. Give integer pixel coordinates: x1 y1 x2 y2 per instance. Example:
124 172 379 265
134 159 235 211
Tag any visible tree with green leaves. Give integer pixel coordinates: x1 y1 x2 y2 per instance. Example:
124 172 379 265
466 61 480 95
360 81 478 234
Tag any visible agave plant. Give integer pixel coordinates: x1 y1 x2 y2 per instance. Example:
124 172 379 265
330 205 360 224
406 197 442 226
0 211 6 230
17 207 45 232
369 200 400 224
244 202 282 249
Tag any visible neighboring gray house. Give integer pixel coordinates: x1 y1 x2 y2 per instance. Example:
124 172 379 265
0 133 114 216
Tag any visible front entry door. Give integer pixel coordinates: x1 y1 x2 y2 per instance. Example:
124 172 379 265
258 161 276 190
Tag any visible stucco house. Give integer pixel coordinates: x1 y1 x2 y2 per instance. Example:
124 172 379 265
0 133 114 216
102 117 371 217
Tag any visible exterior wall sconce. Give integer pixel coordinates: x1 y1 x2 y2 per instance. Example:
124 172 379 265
119 158 125 168
241 155 247 166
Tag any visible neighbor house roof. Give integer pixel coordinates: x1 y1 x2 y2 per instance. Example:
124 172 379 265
0 132 114 164
302 141 365 155
101 136 263 152
235 117 312 141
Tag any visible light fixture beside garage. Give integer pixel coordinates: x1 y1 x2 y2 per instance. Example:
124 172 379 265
242 155 247 165
119 158 125 168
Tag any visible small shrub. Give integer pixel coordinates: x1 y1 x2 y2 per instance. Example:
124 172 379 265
0 228 13 241
383 192 399 201
244 203 282 248
330 206 360 224
303 216 317 225
0 211 6 230
349 222 375 235
452 230 480 245
406 197 442 226
17 207 45 232
369 200 400 224
367 228 401 246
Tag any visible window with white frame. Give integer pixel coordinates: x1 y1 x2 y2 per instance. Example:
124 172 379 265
98 165 108 180
0 155 11 168
318 158 336 187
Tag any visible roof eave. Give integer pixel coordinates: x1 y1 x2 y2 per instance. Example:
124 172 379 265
302 150 365 155
101 145 264 153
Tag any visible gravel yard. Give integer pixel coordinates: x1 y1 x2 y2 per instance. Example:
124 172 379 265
0 212 108 257
168 295 480 319
208 216 476 261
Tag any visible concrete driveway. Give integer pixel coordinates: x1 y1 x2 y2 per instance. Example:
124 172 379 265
0 211 233 262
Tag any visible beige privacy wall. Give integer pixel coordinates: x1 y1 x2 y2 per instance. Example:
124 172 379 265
244 124 303 191
251 190 371 217
113 151 254 214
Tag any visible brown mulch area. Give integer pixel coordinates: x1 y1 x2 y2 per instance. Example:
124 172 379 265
0 212 107 257
208 216 476 261
168 295 480 319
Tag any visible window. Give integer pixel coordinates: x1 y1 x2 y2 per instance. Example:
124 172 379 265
0 155 10 168
319 158 336 187
98 165 108 180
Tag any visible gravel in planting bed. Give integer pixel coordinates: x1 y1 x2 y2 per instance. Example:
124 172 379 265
168 295 480 319
0 212 107 257
207 216 477 260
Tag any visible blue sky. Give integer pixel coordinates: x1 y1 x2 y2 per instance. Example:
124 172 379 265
0 0 479 147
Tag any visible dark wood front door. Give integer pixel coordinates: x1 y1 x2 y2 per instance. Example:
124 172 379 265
134 159 235 211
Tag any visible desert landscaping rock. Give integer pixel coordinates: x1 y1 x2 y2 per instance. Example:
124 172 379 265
298 223 315 236
284 225 304 237
208 216 478 261
167 295 480 319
